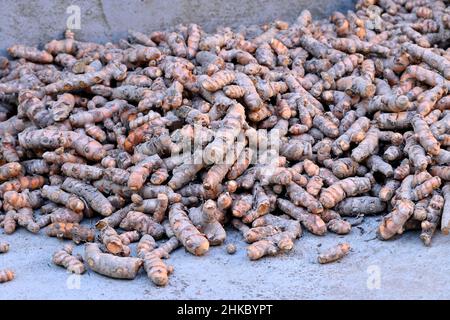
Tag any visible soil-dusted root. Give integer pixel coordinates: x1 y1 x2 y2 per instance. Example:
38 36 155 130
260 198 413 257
44 33 77 56
203 103 246 165
366 155 394 177
235 224 281 244
246 239 278 260
187 24 202 59
411 177 441 201
217 192 232 210
95 204 133 230
189 200 226 245
378 199 415 240
14 207 40 233
420 193 444 246
379 180 401 202
325 157 360 179
103 167 130 185
200 70 236 92
319 177 371 209
47 207 83 224
7 44 53 63
100 225 130 256
140 185 181 204
326 219 352 235
119 211 165 239
277 198 327 235
306 176 323 197
52 244 86 274
441 184 450 235
3 189 43 211
394 159 411 181
242 183 271 223
226 243 236 254
138 235 179 286
0 134 20 163
21 159 50 175
403 43 450 80
227 148 254 180
150 168 169 185
0 176 45 196
18 129 106 161
312 112 340 138
287 182 323 214
169 203 209 256
43 61 127 94
46 222 95 244
413 198 429 222
0 242 10 253
411 114 441 156
231 193 253 218
0 162 23 182
252 214 302 240
131 193 168 223
167 161 204 190
118 231 140 245
61 163 104 181
136 234 157 257
203 140 245 190
61 177 113 216
0 269 15 283
41 185 84 213
318 243 350 264
383 145 403 162
302 159 320 177
50 93 76 121
84 243 142 280
2 211 17 234
42 150 85 165
351 126 379 163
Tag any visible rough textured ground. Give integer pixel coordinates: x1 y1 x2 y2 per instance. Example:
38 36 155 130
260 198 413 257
1 217 449 300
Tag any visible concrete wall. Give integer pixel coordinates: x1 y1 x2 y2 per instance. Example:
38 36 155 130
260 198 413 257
0 0 355 54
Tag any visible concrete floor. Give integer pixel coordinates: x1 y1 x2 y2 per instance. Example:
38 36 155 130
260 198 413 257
1 216 450 300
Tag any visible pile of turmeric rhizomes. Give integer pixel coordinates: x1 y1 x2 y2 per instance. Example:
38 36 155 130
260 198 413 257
0 0 449 286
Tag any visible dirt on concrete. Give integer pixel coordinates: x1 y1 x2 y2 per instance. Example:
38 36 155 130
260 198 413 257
1 217 449 300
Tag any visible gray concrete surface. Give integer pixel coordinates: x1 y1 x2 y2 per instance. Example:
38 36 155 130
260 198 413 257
0 0 355 54
2 216 450 300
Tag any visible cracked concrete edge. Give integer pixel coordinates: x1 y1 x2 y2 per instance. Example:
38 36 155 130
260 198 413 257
0 0 355 55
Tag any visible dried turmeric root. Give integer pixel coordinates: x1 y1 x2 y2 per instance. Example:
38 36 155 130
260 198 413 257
8 44 53 63
42 185 84 213
137 235 179 286
119 231 141 245
61 178 113 217
0 269 15 283
52 244 86 274
0 162 23 182
318 243 350 264
46 222 95 244
378 199 415 240
100 225 130 256
84 243 142 279
119 211 165 239
0 242 9 253
2 210 17 234
169 203 209 256
420 194 444 246
189 200 226 245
